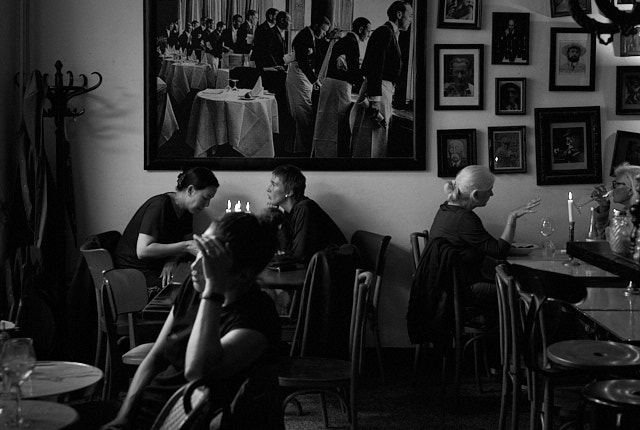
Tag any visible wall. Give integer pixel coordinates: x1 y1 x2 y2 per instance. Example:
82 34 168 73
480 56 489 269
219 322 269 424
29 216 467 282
27 0 640 347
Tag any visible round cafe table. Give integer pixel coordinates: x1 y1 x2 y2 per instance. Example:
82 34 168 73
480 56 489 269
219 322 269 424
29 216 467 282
0 399 78 429
19 361 103 403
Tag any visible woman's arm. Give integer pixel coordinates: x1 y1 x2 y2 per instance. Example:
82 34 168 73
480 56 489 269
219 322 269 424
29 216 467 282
500 197 541 243
136 233 198 260
101 311 175 428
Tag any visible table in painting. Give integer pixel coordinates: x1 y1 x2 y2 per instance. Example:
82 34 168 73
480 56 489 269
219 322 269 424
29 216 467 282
159 59 216 105
186 88 279 158
157 77 179 147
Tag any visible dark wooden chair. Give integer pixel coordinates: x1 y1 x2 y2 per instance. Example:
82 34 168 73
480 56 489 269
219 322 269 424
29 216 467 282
350 229 391 384
150 378 212 430
279 270 372 430
409 230 429 272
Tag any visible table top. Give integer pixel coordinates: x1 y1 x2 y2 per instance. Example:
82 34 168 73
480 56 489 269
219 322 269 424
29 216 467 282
567 241 640 284
0 399 78 429
20 361 103 402
581 310 640 343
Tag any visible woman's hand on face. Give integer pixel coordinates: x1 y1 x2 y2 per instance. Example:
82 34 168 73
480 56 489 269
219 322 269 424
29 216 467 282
511 197 541 219
160 260 178 288
193 234 233 294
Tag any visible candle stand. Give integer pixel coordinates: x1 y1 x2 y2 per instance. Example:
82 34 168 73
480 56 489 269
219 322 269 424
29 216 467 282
563 221 580 267
625 281 640 296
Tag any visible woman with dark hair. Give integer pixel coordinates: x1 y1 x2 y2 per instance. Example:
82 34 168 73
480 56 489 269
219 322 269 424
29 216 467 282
114 167 219 294
101 211 284 430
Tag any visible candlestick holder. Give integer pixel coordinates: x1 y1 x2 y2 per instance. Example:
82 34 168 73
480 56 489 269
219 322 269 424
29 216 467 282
563 221 580 266
625 281 640 296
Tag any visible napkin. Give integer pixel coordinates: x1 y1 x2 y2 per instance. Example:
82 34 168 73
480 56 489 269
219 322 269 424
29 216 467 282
189 51 197 61
250 76 264 97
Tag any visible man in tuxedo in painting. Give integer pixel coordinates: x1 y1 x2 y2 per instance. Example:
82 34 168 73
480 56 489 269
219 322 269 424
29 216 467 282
237 9 258 54
350 0 413 158
191 20 203 60
178 22 193 56
251 8 279 67
221 14 244 54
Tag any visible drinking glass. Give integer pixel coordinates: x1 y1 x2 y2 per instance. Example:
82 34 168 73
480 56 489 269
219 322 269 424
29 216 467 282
574 186 613 214
540 217 556 258
1 338 36 428
229 79 239 91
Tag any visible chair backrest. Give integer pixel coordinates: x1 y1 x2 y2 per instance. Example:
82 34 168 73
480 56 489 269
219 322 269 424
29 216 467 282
150 378 212 430
350 230 391 321
495 264 523 374
350 270 372 396
291 244 361 359
409 230 429 272
102 268 150 348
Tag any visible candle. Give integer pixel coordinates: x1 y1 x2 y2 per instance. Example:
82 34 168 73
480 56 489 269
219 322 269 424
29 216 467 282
568 192 574 223
245 201 251 213
234 200 242 212
225 199 232 213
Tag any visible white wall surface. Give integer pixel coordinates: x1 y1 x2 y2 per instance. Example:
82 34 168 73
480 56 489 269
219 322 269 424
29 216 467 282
26 0 640 347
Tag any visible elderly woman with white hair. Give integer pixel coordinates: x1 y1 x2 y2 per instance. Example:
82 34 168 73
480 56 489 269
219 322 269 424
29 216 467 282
429 165 540 317
592 162 640 239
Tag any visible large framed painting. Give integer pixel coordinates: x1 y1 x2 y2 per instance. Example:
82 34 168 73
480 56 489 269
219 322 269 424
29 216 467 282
534 106 602 185
144 0 426 171
616 66 640 115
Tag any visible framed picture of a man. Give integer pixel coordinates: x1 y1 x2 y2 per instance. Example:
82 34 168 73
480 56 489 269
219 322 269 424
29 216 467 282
434 44 484 110
616 66 640 115
549 28 596 91
620 30 640 57
534 106 601 185
491 12 529 65
488 126 526 173
437 128 477 177
495 78 526 115
550 0 591 18
437 0 481 29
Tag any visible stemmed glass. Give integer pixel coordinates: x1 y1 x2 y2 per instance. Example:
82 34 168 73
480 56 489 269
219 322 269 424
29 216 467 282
229 79 239 91
574 186 613 214
1 338 36 428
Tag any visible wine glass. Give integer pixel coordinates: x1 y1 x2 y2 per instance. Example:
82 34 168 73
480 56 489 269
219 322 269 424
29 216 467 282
1 338 36 428
540 217 556 258
229 79 239 91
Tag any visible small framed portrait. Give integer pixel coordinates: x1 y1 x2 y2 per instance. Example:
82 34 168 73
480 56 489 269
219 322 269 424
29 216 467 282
434 44 484 110
610 130 640 175
437 128 477 177
549 28 596 91
534 106 602 185
488 126 526 174
620 29 640 57
491 12 530 65
550 0 591 18
437 0 482 29
495 78 526 115
616 66 640 115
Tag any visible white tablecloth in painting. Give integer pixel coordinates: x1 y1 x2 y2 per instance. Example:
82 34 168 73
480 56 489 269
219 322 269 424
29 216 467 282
157 77 179 147
186 88 279 158
160 60 216 104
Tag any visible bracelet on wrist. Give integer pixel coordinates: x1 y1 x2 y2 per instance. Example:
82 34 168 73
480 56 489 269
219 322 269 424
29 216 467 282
201 293 224 304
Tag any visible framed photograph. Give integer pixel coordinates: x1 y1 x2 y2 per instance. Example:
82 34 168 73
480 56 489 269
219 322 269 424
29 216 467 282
143 1 427 171
549 28 596 91
437 0 481 29
534 106 602 185
620 29 640 57
616 66 640 115
434 44 484 110
437 129 477 177
488 126 526 173
495 78 526 115
610 130 640 175
491 13 529 65
550 0 592 17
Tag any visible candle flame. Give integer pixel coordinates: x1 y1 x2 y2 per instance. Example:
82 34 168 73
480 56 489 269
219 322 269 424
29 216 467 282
227 199 231 209
246 202 250 212
568 191 573 200
234 200 242 212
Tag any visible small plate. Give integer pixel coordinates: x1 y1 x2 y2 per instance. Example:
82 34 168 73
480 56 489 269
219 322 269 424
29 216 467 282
509 242 539 256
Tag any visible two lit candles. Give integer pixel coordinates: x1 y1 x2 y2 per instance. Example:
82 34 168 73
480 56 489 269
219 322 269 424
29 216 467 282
226 199 251 213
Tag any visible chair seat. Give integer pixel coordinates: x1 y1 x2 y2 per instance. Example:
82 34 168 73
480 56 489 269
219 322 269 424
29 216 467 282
547 340 640 370
122 342 154 365
583 379 640 409
278 356 351 387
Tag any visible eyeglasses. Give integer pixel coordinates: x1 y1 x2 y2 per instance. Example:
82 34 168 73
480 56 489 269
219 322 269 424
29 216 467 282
612 180 627 189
